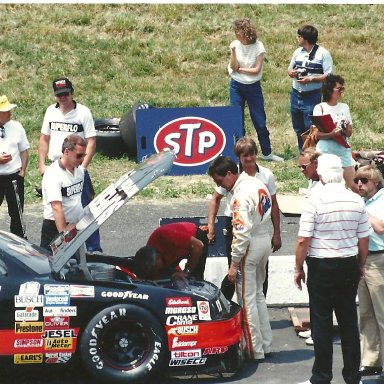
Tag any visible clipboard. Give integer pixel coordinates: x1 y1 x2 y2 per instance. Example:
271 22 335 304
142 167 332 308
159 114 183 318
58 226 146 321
310 114 350 148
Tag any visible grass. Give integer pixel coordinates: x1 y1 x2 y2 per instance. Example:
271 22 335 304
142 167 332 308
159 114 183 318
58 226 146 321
1 4 384 203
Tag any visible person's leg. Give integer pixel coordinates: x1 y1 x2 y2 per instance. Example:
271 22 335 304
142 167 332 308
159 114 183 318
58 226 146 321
5 173 24 237
263 260 269 297
245 82 272 156
307 258 334 384
290 90 306 152
40 220 59 253
229 79 246 136
333 258 361 384
82 170 103 253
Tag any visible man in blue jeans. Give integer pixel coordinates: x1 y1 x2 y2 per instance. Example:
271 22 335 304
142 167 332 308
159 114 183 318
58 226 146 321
288 25 333 152
38 77 103 255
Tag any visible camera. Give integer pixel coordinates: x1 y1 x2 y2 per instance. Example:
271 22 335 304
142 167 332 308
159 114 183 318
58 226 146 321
295 66 308 79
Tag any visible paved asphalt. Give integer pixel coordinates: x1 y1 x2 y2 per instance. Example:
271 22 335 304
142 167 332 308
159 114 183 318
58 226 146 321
1 200 382 384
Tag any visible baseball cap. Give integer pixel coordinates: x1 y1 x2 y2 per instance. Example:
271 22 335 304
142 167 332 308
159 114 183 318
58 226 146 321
0 95 17 112
52 77 73 96
317 154 343 177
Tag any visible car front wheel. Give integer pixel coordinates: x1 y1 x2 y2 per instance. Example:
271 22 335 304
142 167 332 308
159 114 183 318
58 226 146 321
80 304 166 384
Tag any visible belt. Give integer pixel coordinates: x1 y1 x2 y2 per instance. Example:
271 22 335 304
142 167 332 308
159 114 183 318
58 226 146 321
368 250 384 255
292 87 322 96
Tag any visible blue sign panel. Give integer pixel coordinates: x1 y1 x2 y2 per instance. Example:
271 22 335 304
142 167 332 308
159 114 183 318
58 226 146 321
136 106 243 175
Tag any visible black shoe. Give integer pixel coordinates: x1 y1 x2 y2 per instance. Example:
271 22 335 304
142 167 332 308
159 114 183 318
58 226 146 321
359 365 382 376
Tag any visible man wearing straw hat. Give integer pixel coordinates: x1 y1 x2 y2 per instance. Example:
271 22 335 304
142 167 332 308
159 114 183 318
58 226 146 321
0 95 29 238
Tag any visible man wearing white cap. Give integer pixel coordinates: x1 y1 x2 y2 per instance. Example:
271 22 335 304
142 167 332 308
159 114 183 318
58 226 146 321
0 95 30 238
294 153 372 384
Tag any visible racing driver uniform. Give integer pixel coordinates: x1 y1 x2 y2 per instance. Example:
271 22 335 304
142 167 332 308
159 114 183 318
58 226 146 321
230 172 272 360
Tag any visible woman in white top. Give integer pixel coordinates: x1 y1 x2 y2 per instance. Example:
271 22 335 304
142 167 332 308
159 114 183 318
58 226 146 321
313 74 356 191
228 18 283 162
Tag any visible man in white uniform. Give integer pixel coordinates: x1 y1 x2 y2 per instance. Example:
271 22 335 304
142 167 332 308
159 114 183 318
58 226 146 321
208 155 272 361
40 134 85 253
38 77 102 254
0 95 29 238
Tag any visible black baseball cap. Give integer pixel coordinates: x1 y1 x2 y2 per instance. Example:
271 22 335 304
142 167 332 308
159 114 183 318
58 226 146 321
52 77 74 95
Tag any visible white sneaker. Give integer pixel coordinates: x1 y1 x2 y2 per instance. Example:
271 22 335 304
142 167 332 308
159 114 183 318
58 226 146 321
297 380 311 384
260 153 284 162
298 330 311 338
305 336 314 345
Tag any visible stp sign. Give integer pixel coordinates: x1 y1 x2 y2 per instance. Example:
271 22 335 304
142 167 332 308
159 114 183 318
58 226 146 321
154 117 226 167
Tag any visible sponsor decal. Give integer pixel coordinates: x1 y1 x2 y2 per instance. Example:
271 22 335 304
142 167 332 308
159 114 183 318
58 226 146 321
171 337 197 349
44 295 70 306
19 282 40 295
50 122 83 133
166 314 198 326
145 341 161 372
14 295 44 307
15 322 44 334
44 284 70 296
197 301 211 321
14 353 43 364
14 339 44 348
43 306 77 317
258 188 271 219
15 309 39 322
165 297 192 307
45 352 72 364
61 181 83 197
44 316 70 329
69 285 95 298
203 346 228 355
101 291 149 300
43 329 76 339
165 307 196 314
168 325 199 336
45 338 73 350
171 349 201 359
154 117 226 167
169 357 207 366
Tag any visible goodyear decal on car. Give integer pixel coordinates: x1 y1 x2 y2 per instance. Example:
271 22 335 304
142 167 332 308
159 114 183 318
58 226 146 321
101 291 149 300
14 353 43 364
15 322 44 333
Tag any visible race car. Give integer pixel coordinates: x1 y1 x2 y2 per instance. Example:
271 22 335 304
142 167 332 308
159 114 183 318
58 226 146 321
0 150 243 384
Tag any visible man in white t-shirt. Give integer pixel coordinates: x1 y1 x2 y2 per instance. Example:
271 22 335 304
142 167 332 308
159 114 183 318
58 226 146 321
0 95 29 238
38 77 102 255
40 134 85 253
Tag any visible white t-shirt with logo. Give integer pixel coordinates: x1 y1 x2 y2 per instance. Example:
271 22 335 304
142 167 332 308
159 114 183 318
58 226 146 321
41 102 96 161
42 160 84 223
0 120 30 175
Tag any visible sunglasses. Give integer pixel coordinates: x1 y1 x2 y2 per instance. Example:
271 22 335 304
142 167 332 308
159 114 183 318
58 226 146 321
353 177 369 184
0 126 4 138
298 162 311 171
56 92 70 97
333 86 345 92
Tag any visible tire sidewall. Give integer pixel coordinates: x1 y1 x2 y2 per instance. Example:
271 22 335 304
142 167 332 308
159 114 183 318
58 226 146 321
80 304 166 384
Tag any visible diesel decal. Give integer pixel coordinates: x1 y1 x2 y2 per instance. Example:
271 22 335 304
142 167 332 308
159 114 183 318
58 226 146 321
15 322 44 333
14 354 43 364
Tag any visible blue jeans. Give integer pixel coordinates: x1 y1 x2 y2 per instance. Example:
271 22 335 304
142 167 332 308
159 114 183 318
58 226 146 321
82 170 103 253
290 89 322 152
229 79 271 156
307 256 361 384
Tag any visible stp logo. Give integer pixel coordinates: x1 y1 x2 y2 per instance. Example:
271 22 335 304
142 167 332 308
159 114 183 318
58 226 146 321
154 117 226 166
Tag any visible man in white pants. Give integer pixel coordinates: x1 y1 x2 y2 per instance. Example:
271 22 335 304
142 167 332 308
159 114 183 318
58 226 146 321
208 155 272 361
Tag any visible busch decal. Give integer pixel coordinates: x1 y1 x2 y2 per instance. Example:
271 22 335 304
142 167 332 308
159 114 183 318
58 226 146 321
168 325 199 336
154 117 225 166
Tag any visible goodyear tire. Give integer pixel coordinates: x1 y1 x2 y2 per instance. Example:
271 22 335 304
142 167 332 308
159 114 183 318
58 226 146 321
94 118 126 158
119 103 155 159
80 304 166 384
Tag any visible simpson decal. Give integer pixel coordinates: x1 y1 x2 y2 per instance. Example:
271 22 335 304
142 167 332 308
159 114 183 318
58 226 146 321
14 339 44 348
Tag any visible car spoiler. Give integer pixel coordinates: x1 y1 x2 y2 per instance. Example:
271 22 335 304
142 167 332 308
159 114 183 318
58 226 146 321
50 149 175 274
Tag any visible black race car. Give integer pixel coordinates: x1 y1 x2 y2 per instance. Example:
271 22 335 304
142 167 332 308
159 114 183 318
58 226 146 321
0 151 243 383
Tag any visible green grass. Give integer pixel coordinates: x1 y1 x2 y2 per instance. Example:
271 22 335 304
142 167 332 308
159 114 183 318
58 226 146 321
1 4 384 203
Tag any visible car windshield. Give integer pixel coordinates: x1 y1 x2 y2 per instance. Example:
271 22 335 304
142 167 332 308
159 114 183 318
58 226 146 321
0 231 52 275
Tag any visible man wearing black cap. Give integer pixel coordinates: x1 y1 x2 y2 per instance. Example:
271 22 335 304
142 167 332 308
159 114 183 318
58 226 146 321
38 77 103 255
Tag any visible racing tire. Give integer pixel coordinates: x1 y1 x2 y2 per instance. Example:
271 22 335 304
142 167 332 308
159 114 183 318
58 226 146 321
119 103 155 159
94 118 126 158
80 304 166 384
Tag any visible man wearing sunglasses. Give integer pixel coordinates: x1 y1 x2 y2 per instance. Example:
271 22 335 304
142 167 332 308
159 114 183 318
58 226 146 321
0 95 30 238
298 147 321 198
38 77 103 255
40 134 86 253
354 165 384 378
